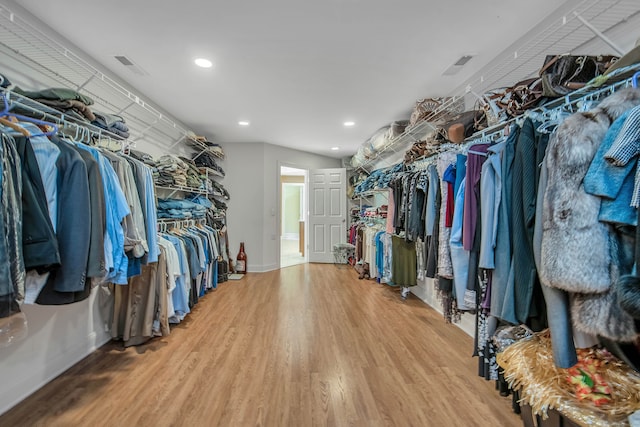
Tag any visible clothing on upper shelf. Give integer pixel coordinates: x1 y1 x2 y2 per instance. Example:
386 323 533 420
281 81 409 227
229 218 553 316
36 98 96 122
184 140 224 159
14 87 94 105
178 156 206 188
14 87 95 124
92 111 130 140
156 155 190 187
192 151 225 177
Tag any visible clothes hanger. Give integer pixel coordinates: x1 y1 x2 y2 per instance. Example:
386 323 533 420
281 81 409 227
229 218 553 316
0 93 59 137
0 117 30 136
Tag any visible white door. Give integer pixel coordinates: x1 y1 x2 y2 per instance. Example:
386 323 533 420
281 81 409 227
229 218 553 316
308 168 347 263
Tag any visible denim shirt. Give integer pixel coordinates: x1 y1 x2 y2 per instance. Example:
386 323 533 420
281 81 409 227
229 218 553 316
76 144 130 284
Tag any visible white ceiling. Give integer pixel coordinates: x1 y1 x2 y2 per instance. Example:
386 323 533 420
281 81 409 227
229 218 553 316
6 0 591 157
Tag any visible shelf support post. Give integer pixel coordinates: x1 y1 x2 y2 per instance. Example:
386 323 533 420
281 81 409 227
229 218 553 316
76 73 96 91
572 12 625 56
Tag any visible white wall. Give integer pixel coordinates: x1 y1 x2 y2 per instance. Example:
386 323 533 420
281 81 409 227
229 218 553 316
282 184 302 236
220 143 266 270
411 278 476 337
0 289 111 415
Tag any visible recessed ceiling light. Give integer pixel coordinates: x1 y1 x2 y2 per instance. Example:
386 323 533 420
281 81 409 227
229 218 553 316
238 121 250 126
343 121 355 127
331 147 340 151
194 58 213 68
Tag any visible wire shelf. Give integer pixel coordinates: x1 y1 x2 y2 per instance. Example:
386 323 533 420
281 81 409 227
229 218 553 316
0 4 201 149
353 0 640 171
155 185 209 198
455 0 640 99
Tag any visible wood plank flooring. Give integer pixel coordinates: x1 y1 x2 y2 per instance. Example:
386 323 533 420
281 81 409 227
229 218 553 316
0 264 521 427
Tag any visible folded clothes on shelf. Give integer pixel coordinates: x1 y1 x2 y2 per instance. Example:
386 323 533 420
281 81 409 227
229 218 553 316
193 151 225 176
13 86 96 124
0 72 12 88
185 133 225 158
36 98 96 122
128 149 157 167
178 156 206 188
156 155 190 187
212 197 227 211
211 180 230 200
14 86 94 105
157 198 207 219
92 111 130 139
354 163 403 195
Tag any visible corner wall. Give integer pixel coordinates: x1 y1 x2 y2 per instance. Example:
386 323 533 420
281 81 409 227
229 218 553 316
224 142 340 272
220 143 266 270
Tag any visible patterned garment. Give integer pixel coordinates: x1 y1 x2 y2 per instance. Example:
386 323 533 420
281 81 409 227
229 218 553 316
476 272 497 381
2 134 25 311
381 233 393 284
436 152 456 278
416 238 425 281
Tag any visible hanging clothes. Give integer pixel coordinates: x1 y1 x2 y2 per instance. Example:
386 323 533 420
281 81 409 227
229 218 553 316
491 125 520 324
510 119 548 325
540 88 640 343
0 131 24 318
76 144 130 285
436 152 456 280
391 235 417 287
35 135 91 305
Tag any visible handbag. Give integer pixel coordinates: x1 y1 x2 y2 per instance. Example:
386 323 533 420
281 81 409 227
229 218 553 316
498 77 544 118
475 87 509 127
408 97 464 128
437 110 487 144
539 54 619 97
403 140 438 164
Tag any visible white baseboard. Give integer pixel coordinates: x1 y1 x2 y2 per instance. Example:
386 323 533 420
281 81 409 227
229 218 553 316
411 278 475 337
1 331 111 415
247 263 280 273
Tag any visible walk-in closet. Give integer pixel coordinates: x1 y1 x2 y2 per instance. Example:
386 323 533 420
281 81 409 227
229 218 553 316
1 0 640 426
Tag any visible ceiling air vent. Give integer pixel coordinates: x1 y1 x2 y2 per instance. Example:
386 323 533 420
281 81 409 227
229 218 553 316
114 55 149 76
443 55 475 76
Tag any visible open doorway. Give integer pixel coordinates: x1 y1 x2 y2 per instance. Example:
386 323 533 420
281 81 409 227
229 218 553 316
280 166 308 268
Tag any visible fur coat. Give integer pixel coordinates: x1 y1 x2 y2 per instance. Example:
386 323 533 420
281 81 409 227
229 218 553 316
540 88 640 294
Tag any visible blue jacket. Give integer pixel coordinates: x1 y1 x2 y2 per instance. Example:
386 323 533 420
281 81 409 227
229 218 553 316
584 110 637 226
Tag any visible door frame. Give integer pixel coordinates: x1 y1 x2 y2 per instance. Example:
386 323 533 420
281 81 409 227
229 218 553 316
277 161 309 268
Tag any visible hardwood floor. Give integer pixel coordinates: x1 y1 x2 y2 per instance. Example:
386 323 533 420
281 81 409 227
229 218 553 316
0 264 521 427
